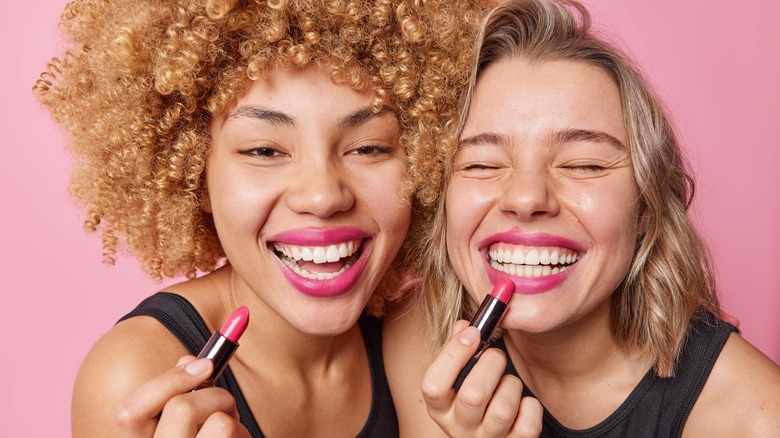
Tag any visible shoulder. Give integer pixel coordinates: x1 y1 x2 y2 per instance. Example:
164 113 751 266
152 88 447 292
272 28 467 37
383 293 448 437
683 332 780 437
71 312 188 436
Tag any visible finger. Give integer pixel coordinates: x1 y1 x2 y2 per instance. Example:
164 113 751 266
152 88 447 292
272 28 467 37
155 386 238 438
176 355 198 367
114 358 214 434
452 347 507 429
451 319 471 337
508 396 544 438
421 326 482 414
197 411 251 438
481 374 523 437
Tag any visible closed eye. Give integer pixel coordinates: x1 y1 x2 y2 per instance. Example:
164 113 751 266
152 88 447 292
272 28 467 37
459 162 500 171
564 164 605 172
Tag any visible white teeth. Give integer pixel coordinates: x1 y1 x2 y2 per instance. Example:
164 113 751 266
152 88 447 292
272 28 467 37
281 256 353 280
273 239 362 264
326 245 340 262
312 247 327 263
491 259 571 277
487 245 580 278
525 249 540 265
273 240 362 280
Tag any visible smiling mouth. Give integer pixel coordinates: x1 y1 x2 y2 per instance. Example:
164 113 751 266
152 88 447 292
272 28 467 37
487 245 580 277
272 239 364 280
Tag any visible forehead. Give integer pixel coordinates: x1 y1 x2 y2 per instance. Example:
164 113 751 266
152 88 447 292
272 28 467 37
212 65 397 129
464 57 626 145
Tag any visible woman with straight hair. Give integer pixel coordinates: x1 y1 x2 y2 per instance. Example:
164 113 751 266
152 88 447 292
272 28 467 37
385 0 780 436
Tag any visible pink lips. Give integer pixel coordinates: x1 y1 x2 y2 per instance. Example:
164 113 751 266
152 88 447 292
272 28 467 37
271 226 371 298
272 226 366 245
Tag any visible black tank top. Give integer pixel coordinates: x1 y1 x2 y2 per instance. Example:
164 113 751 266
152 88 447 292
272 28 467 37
119 292 399 437
492 311 737 437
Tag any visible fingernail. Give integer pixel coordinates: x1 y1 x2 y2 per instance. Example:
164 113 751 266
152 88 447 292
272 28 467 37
458 327 479 346
184 358 210 375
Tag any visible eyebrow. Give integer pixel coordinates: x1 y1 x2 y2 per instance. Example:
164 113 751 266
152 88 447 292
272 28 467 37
458 132 511 149
458 129 626 150
225 106 295 127
224 104 396 129
552 128 626 150
337 105 397 129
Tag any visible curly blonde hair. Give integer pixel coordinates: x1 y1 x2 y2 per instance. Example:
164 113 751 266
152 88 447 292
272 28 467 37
418 0 721 377
34 0 481 311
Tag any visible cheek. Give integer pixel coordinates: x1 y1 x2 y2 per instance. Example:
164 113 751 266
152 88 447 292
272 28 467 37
564 181 640 249
361 166 411 237
207 167 279 237
445 178 494 266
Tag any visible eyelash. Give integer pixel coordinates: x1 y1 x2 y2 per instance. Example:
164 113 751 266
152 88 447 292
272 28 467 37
565 164 605 172
461 163 499 171
351 145 394 156
240 147 286 158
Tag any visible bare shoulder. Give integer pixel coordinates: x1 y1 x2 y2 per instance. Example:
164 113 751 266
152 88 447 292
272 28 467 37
684 332 780 437
71 314 188 436
383 294 447 437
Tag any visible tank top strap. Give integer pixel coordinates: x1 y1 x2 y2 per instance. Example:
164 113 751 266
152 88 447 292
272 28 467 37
356 313 400 437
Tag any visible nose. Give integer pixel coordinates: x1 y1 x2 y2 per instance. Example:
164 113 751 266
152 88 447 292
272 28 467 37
498 166 559 220
285 157 355 218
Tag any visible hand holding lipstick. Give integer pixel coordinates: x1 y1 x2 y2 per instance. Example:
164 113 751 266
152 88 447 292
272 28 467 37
420 280 543 437
112 307 251 437
114 355 250 437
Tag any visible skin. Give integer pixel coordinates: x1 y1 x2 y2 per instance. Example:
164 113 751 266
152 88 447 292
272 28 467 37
72 66 411 437
386 57 780 437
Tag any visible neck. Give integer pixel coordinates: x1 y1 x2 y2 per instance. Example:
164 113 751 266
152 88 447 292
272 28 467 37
504 300 649 397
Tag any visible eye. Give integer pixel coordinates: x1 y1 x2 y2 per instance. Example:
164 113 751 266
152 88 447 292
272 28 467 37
349 145 395 156
462 163 500 171
240 146 287 158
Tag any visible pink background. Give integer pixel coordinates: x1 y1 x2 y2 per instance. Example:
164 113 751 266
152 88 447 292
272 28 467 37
2 1 778 435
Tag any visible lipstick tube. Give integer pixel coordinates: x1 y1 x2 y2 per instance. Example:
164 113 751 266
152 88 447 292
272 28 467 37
196 306 249 388
453 279 514 390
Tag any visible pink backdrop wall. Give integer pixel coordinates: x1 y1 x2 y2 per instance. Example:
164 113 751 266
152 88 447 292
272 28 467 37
2 1 778 435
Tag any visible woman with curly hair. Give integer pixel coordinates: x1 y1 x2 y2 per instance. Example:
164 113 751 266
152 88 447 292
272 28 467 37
385 0 780 436
34 0 479 435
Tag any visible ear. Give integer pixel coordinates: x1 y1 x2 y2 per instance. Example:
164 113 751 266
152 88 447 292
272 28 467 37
202 186 212 213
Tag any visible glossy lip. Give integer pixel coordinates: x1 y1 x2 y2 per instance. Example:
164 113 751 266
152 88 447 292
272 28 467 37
272 226 366 245
479 228 585 251
270 226 372 298
480 228 584 296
